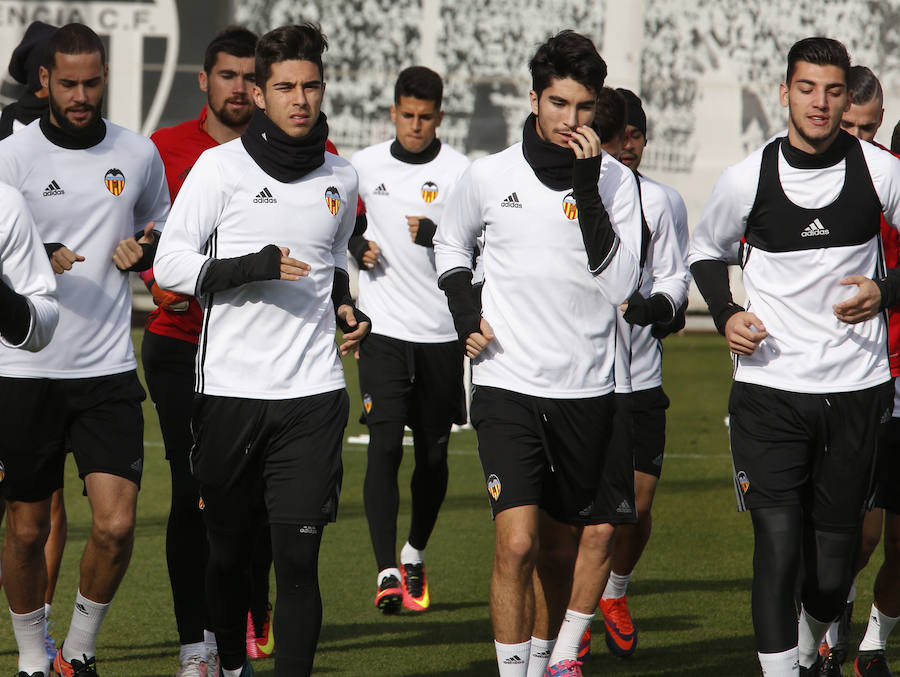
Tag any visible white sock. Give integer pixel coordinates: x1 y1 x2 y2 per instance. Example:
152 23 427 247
44 602 52 620
400 541 425 565
11 606 49 674
859 603 900 651
548 609 593 665
526 637 555 677
222 668 243 677
377 567 402 586
848 582 857 603
798 606 831 668
758 647 799 676
602 570 632 600
495 640 530 677
204 629 217 655
62 591 110 662
180 641 207 665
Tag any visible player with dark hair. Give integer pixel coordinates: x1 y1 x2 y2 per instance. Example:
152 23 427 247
435 30 641 677
817 64 900 677
155 22 367 677
349 65 469 614
690 37 900 676
0 22 170 677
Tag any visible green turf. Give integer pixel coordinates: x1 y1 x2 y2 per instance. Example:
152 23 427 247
0 332 889 676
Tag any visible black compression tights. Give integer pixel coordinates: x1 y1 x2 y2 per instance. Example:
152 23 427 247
249 527 272 632
270 523 324 677
751 506 859 653
363 421 449 571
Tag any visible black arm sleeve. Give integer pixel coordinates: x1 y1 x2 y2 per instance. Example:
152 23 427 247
0 278 31 346
413 218 437 248
198 244 282 296
123 229 161 273
331 268 372 333
875 268 900 310
622 291 676 327
690 259 745 335
572 156 619 273
438 268 481 342
44 242 64 257
347 213 371 268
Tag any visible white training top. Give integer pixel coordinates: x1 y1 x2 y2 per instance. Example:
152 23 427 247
630 175 691 392
689 136 900 393
155 138 358 400
0 119 170 378
435 145 642 398
352 140 470 343
0 183 58 352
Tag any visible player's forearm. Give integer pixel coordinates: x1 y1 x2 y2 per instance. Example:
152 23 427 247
573 156 619 272
690 259 744 335
438 267 482 341
195 245 282 296
0 278 34 347
875 267 900 310
414 217 437 247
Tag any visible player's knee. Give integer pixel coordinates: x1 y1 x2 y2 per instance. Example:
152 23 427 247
496 528 539 571
92 511 136 551
580 523 614 554
882 528 900 568
6 512 50 552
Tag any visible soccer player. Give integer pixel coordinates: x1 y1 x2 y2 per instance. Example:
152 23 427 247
689 38 900 677
0 22 170 677
349 65 469 614
818 64 900 677
154 22 367 677
434 30 642 677
142 26 260 676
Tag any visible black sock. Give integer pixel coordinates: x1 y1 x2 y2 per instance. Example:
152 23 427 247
363 421 405 571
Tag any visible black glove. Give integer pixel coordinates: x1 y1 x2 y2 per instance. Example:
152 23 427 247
413 218 437 247
123 229 161 273
622 291 675 327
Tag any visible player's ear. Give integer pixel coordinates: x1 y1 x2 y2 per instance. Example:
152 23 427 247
39 66 50 91
252 85 265 111
529 90 539 116
779 81 789 109
198 70 208 93
390 104 397 124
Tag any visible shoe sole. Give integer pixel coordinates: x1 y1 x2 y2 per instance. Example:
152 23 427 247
604 621 637 658
376 591 402 614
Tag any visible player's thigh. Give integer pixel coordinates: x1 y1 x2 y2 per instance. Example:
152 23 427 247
410 340 465 430
470 386 547 519
0 377 65 503
358 333 414 424
141 331 197 459
64 371 146 488
263 389 349 526
589 392 637 526
631 386 669 478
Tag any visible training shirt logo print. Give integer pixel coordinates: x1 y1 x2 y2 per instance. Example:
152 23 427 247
325 186 342 215
253 188 277 204
421 181 438 203
43 180 65 197
801 218 830 237
562 192 578 220
501 192 523 208
104 169 126 196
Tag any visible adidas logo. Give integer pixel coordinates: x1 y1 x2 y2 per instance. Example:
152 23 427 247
500 192 523 208
75 602 88 615
253 187 277 204
130 458 143 473
503 655 525 664
298 525 318 535
533 650 551 658
43 180 64 197
801 218 830 237
616 500 633 514
652 454 664 466
373 183 389 196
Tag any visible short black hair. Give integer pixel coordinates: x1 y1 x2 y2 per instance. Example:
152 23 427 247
204 26 257 74
255 22 327 86
45 23 105 72
848 65 883 106
786 37 850 85
592 87 626 143
395 66 443 107
529 30 606 99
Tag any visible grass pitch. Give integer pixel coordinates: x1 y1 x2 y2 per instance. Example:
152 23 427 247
0 332 888 676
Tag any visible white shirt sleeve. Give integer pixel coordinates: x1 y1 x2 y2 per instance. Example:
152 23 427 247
435 164 484 276
0 185 58 351
650 188 690 307
133 143 171 233
154 152 225 295
688 162 756 265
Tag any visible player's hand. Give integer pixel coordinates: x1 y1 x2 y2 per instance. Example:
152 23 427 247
50 246 85 274
337 304 370 356
277 246 311 281
465 318 494 359
724 312 768 356
833 276 881 324
361 241 380 269
113 221 155 270
567 125 602 159
407 216 424 242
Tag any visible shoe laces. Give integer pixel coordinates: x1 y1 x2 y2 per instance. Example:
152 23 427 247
403 563 425 597
603 596 635 634
70 654 99 676
379 574 400 592
178 655 206 677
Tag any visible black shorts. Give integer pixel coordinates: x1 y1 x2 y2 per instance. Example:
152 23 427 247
141 330 196 461
590 393 638 525
357 333 465 428
728 380 893 531
192 389 349 528
0 371 146 503
470 385 615 526
872 417 900 514
632 386 669 478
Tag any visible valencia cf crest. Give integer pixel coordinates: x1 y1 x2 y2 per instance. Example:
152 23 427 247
421 181 438 203
105 168 126 196
737 470 750 494
363 393 373 415
198 496 205 510
325 186 342 215
0 460 5 483
487 473 501 500
562 192 578 220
